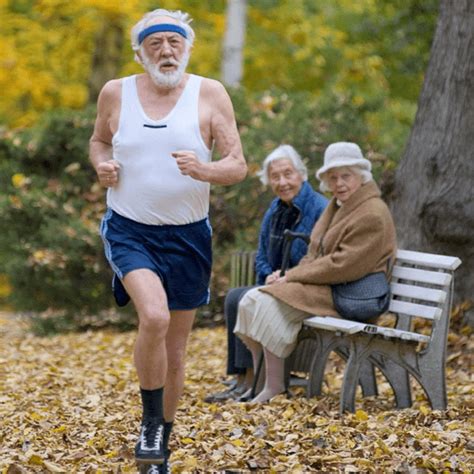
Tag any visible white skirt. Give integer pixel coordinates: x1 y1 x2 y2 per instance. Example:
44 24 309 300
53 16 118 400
234 287 311 358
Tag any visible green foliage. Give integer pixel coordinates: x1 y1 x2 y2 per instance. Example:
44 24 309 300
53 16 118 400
0 88 399 331
0 108 116 317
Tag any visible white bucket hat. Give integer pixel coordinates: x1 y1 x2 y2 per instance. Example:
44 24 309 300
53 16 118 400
316 142 371 180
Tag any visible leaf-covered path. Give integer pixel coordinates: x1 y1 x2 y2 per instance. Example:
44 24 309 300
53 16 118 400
1 311 472 472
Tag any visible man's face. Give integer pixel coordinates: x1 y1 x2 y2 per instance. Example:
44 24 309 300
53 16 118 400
268 159 304 203
140 19 190 88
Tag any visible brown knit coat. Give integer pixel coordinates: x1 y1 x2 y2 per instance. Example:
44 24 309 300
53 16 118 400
261 181 397 316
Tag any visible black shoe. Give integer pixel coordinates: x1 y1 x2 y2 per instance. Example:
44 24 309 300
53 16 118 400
135 418 165 464
236 392 253 402
140 450 171 474
204 385 246 403
235 387 254 402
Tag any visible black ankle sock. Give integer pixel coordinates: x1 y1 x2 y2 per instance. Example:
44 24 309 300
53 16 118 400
163 421 174 450
140 387 164 421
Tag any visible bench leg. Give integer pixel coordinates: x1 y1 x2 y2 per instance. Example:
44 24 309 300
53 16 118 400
307 348 331 398
359 358 378 398
340 344 362 413
336 347 378 398
417 355 448 410
304 331 379 400
371 356 412 409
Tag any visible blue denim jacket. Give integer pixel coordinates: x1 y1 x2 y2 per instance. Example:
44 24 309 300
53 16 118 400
255 181 328 284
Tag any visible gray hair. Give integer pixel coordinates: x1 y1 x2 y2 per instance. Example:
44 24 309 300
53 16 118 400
131 9 195 64
319 165 373 193
257 145 308 186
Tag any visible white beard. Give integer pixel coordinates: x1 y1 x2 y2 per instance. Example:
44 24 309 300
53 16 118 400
142 48 190 89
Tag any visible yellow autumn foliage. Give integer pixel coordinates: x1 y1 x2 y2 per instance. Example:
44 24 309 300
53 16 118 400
0 0 431 132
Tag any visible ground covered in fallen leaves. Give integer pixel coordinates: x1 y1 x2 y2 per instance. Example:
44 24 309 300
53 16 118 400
0 311 473 473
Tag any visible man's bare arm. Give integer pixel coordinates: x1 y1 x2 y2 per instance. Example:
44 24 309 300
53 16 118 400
89 80 121 187
173 79 247 185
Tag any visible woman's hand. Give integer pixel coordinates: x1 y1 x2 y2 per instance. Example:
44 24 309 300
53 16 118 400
274 275 287 284
265 270 281 285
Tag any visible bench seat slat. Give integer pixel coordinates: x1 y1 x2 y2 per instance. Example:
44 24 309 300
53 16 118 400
392 265 452 286
396 249 462 271
304 316 365 334
390 282 447 303
303 316 431 343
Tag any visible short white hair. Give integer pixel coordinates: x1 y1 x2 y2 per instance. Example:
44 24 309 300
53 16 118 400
257 145 308 186
319 165 373 192
131 9 195 64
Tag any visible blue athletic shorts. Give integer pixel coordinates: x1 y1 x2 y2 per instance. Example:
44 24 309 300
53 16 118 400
100 209 212 310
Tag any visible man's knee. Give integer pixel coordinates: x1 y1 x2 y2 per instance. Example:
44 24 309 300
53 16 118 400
138 305 170 335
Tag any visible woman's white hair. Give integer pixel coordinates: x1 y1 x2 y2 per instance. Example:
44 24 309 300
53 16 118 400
319 166 373 193
257 145 308 186
130 9 195 64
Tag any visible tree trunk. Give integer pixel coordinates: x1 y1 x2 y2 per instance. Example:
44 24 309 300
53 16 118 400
221 0 247 87
88 21 124 104
389 0 474 309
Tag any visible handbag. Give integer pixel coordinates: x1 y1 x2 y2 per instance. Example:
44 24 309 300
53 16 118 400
331 271 390 322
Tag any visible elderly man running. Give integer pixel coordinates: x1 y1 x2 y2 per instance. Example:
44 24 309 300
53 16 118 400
89 8 246 471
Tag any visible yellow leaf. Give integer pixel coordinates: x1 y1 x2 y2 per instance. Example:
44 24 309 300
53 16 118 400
181 437 194 444
419 405 430 415
231 439 244 447
355 409 369 421
28 453 43 465
29 412 43 421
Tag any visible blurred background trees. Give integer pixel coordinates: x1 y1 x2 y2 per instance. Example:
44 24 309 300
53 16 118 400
3 0 462 331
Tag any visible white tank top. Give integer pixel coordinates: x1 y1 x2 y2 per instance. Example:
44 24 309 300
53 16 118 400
107 74 212 225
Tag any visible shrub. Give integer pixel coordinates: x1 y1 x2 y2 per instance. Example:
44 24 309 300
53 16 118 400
0 89 399 333
0 108 116 319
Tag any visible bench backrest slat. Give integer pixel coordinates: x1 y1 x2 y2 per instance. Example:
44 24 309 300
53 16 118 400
392 265 452 286
390 282 447 304
389 299 443 320
396 249 461 271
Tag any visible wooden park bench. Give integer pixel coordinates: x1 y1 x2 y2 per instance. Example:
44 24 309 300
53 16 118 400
297 248 461 413
230 244 461 413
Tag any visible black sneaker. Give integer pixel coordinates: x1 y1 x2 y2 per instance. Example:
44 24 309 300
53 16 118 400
135 418 165 464
140 450 171 474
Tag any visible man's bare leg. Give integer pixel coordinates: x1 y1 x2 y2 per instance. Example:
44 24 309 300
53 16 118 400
163 309 196 420
124 269 170 389
161 309 196 459
123 269 169 464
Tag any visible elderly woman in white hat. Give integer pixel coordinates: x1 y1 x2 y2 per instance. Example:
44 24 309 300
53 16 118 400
234 142 397 403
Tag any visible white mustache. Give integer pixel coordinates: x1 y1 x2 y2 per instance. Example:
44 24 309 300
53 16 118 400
159 59 180 68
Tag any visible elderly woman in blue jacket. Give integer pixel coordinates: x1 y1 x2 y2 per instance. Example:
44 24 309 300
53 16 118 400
205 144 328 403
